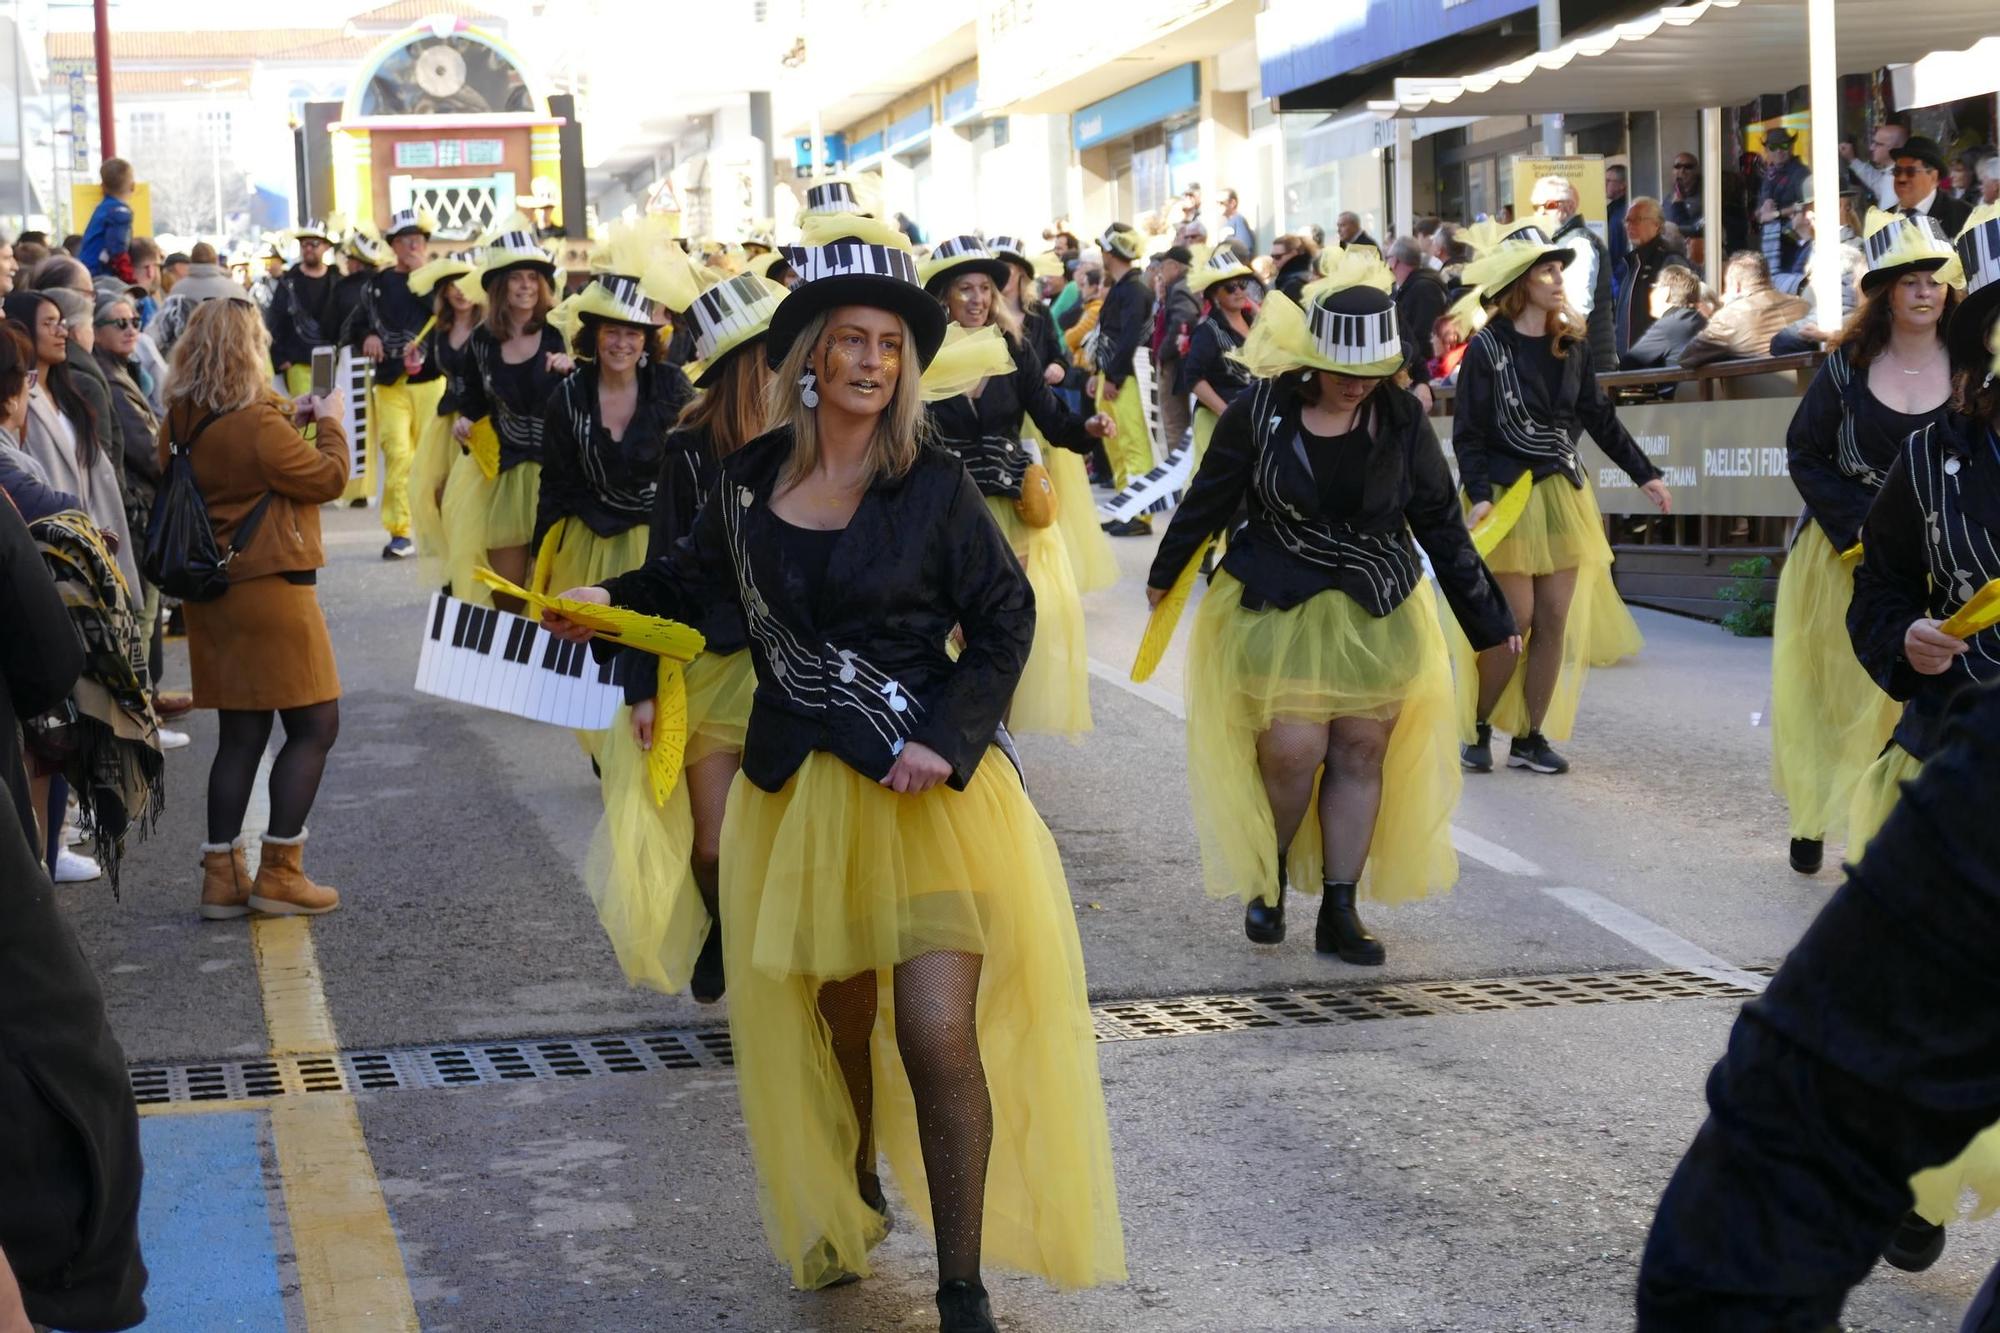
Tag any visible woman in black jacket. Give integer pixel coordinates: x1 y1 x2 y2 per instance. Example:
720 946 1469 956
587 264 783 1005
404 252 482 578
1147 251 1517 962
1179 243 1258 460
919 235 1113 737
1770 211 1958 875
549 215 1122 1333
1450 226 1671 776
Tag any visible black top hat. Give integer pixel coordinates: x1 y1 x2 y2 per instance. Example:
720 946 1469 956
1895 136 1950 175
767 231 949 368
1948 205 2000 372
1762 127 1796 151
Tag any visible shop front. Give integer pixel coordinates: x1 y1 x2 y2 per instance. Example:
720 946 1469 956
1072 65 1203 225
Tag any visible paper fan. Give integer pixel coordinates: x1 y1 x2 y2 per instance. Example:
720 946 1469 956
647 666 690 805
1469 474 1534 559
1133 539 1212 683
1941 578 2000 639
474 567 708 662
467 417 501 481
531 518 564 596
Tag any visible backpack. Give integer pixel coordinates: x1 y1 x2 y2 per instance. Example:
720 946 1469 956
141 409 273 602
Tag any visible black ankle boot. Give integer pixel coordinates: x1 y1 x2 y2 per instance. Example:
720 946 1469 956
1316 881 1386 965
690 919 726 1003
1244 854 1287 944
1788 837 1824 875
1883 1210 1947 1272
937 1278 998 1333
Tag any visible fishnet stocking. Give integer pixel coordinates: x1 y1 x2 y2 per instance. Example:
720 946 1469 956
1320 714 1393 883
894 949 991 1282
816 972 881 1208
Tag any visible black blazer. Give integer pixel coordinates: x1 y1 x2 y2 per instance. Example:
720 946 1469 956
619 420 752 705
1787 349 1951 552
1150 377 1516 651
601 429 1033 792
345 268 429 386
1453 316 1662 504
1095 269 1153 387
1922 192 1974 240
535 361 694 545
1178 309 1252 403
1850 410 2000 759
458 324 567 472
925 334 1092 498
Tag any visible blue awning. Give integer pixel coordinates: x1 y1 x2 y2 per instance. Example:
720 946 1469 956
1073 64 1199 152
1258 0 1536 101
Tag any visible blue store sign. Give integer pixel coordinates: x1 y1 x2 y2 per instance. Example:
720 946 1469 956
1259 0 1535 101
1073 64 1200 152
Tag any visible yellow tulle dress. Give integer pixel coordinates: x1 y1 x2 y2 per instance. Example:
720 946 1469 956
440 453 542 608
407 412 459 578
1769 522 1901 842
1042 438 1118 594
541 520 652 599
1845 742 1924 860
585 650 757 992
1186 574 1460 904
1448 474 1643 742
986 496 1092 737
719 746 1127 1291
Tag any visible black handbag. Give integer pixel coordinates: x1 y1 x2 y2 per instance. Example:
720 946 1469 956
140 410 273 602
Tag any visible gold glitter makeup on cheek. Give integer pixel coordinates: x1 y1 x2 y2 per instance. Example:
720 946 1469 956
880 346 901 386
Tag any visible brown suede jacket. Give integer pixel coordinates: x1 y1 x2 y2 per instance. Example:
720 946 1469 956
155 392 349 582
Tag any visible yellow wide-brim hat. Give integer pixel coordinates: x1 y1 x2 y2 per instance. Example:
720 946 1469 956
1460 222 1574 305
1859 207 1965 294
409 251 478 300
1187 241 1255 294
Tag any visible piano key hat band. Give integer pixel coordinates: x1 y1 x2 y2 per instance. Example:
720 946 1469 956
386 206 436 240
1234 248 1406 380
686 272 788 387
477 227 558 291
918 235 1013 294
766 213 950 368
1859 208 1964 294
1948 200 2000 374
1187 241 1255 294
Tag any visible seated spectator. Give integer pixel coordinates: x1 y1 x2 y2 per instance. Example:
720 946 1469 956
1623 265 1709 372
1981 156 2000 207
1676 251 1810 368
78 157 136 281
1770 235 1867 356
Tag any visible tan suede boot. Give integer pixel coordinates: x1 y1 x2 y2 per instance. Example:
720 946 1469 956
198 841 252 920
248 830 340 916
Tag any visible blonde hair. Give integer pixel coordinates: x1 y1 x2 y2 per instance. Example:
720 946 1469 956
1494 274 1586 358
765 309 927 490
939 270 1023 347
677 341 771 459
166 299 273 413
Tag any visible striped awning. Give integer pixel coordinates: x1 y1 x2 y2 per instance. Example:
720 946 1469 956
1372 0 2000 118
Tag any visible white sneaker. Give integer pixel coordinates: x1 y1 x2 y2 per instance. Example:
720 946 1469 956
157 727 192 750
54 848 101 883
62 822 85 846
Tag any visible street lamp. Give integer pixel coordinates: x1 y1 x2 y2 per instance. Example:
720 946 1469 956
185 76 238 241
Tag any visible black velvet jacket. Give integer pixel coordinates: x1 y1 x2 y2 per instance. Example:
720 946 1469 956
1095 268 1153 387
601 428 1033 792
618 421 753 705
344 267 429 386
1786 348 1952 553
1850 411 2000 760
1149 376 1516 651
425 321 479 417
925 334 1093 498
1453 316 1662 504
264 265 337 367
535 361 695 546
458 325 568 473
1177 309 1251 404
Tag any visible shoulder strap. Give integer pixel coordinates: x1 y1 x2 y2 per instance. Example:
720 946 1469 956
172 408 223 456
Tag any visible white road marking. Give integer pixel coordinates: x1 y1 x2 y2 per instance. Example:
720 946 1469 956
1451 827 1544 878
1087 657 1184 719
1539 886 1770 993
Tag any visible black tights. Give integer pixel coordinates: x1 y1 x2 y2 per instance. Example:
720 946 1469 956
205 702 340 844
817 950 993 1282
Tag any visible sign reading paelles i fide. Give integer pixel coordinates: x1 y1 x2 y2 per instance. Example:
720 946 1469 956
1434 397 1803 517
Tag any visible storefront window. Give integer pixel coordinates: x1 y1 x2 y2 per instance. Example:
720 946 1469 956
1131 128 1168 221
1167 118 1200 199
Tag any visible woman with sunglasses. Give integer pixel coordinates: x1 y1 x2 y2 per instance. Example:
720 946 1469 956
1180 245 1258 462
1148 252 1517 961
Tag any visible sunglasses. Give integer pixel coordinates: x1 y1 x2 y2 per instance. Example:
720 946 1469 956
1672 162 1697 171
1891 164 1932 178
1218 281 1249 295
96 316 139 330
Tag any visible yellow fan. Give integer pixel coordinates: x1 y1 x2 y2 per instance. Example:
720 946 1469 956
1840 542 1864 565
467 417 501 481
1469 474 1534 559
1941 578 2000 639
647 666 690 805
473 567 708 661
1132 539 1212 683
531 519 564 596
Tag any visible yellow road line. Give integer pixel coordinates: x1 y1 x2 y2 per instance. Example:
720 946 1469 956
250 914 419 1330
137 1098 272 1118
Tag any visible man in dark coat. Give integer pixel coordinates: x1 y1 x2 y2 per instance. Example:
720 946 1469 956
1891 136 1974 238
1389 236 1449 401
265 222 340 398
1617 197 1692 357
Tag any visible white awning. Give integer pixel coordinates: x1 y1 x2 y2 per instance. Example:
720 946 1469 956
1372 0 1999 118
1891 37 2000 111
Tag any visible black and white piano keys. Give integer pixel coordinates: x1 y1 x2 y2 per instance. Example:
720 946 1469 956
413 592 622 730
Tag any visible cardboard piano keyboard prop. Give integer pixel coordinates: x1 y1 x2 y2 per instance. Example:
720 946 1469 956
413 592 625 730
343 349 371 483
1099 441 1196 524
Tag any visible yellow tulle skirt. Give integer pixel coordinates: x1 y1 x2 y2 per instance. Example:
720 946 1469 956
987 496 1092 738
440 455 541 608
584 650 757 993
1845 741 1921 861
720 748 1126 1290
1043 440 1118 594
1448 474 1643 742
542 520 651 597
1186 574 1460 905
1769 523 1901 841
408 414 458 577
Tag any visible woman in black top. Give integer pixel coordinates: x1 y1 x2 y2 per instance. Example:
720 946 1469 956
1844 198 2000 1257
1147 253 1517 962
988 233 1118 593
1450 226 1671 776
919 235 1113 737
588 265 784 1005
1179 243 1258 461
1771 211 1960 875
548 215 1122 1331
405 252 482 579
441 227 571 612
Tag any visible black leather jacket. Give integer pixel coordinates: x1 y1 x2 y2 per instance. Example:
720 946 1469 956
602 429 1032 792
535 360 694 546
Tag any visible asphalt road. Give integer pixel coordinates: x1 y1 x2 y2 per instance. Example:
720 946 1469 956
60 503 1992 1332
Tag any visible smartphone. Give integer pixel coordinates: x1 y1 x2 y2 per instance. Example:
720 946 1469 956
310 346 337 399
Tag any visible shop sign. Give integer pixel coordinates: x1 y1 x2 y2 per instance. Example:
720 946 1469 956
1259 0 1533 101
1435 398 1803 517
395 139 506 170
979 0 1224 111
1512 155 1609 242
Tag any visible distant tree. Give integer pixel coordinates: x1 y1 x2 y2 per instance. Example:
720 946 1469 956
141 131 254 241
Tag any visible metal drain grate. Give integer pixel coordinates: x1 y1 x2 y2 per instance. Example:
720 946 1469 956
130 967 1759 1107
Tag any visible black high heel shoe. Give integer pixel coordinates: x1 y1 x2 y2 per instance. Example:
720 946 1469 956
1316 881 1386 965
1244 856 1287 944
937 1278 998 1333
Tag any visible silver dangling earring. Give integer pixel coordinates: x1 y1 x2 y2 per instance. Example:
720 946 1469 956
1300 369 1312 383
799 369 820 408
